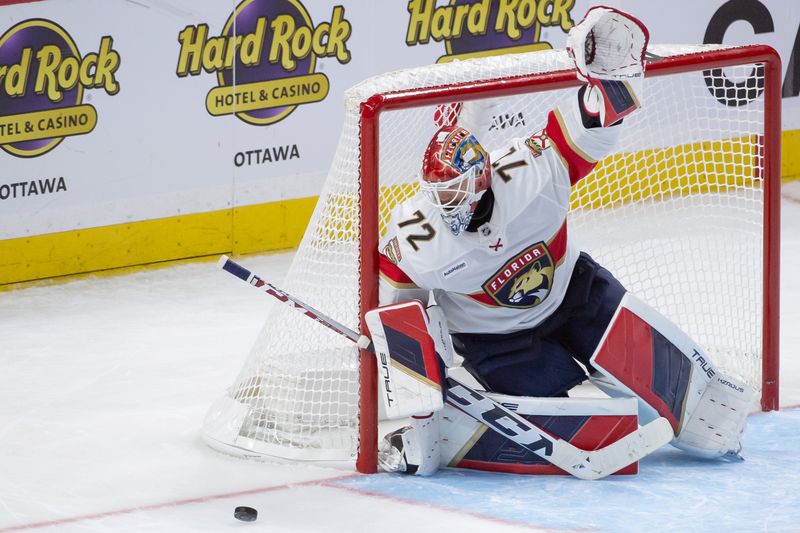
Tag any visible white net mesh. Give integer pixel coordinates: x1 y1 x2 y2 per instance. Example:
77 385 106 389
203 44 773 464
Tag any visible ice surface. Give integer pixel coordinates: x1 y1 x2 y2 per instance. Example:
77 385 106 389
0 195 799 532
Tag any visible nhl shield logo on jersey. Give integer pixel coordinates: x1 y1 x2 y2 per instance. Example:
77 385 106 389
482 242 554 308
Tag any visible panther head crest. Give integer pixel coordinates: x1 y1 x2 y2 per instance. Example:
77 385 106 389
508 262 550 305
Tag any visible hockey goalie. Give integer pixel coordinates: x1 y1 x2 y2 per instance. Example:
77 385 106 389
368 7 758 476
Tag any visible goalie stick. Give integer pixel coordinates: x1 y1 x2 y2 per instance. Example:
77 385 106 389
217 255 370 349
217 255 674 480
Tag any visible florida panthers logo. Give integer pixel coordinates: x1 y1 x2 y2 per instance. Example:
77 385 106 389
508 262 550 304
482 242 554 308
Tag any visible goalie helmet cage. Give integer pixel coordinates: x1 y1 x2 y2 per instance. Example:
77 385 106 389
203 44 780 474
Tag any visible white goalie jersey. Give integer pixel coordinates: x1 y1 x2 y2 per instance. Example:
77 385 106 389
379 92 623 334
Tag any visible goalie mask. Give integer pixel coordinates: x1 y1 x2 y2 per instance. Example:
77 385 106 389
420 125 491 236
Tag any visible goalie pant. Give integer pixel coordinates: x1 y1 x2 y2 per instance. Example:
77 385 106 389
449 252 622 399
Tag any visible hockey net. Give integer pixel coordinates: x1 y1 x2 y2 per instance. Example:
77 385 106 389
203 44 781 473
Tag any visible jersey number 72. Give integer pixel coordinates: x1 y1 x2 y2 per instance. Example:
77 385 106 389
398 210 436 251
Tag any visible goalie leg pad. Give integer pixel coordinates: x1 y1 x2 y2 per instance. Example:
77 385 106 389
365 300 447 419
672 373 757 459
590 292 712 434
589 293 757 458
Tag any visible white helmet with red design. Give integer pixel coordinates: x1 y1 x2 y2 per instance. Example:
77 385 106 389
419 125 491 236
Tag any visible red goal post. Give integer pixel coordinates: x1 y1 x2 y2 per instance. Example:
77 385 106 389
356 44 781 473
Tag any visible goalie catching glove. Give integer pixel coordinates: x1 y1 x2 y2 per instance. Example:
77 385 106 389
567 6 649 127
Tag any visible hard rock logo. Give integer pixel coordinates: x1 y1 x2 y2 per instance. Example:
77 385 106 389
177 0 352 126
482 242 553 308
0 19 120 157
405 0 576 63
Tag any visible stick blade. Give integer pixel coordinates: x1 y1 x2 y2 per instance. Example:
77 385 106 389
641 416 675 447
566 417 674 480
217 255 230 270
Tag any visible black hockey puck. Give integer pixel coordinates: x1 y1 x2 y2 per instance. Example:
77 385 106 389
234 506 258 522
